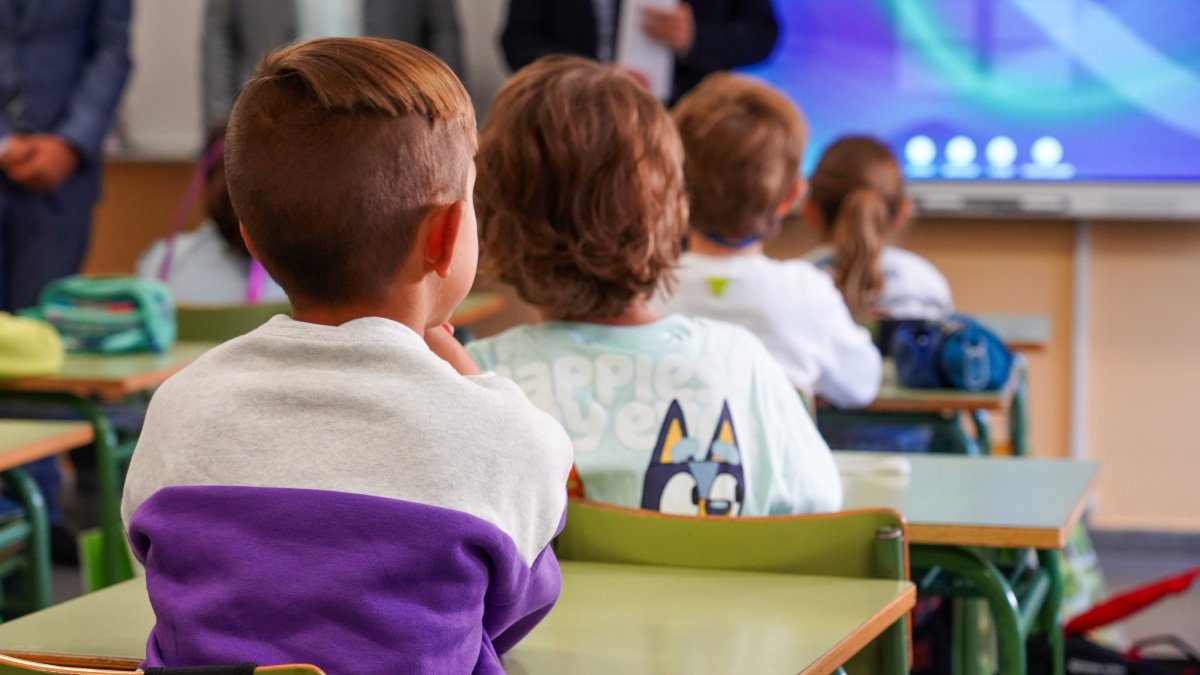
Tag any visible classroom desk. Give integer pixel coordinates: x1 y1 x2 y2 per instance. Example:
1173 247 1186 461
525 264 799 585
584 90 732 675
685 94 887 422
0 343 214 588
836 452 1098 675
0 420 95 610
818 357 1029 455
0 420 94 471
0 563 915 675
976 314 1051 352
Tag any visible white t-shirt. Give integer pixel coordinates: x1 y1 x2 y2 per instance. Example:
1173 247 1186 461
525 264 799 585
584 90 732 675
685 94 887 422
137 221 288 305
655 252 882 408
467 315 842 517
807 245 953 320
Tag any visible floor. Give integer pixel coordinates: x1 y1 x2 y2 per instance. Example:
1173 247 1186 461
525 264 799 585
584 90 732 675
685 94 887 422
1094 541 1200 655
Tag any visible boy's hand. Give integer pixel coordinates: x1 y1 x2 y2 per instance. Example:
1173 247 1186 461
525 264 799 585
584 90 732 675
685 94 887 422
642 4 695 56
425 323 481 376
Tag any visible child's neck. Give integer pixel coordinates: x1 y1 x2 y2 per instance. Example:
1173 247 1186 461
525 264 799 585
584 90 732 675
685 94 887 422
689 232 765 257
291 296 430 335
558 300 660 327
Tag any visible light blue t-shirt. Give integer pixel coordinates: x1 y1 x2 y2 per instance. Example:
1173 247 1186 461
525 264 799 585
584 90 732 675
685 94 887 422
468 315 842 517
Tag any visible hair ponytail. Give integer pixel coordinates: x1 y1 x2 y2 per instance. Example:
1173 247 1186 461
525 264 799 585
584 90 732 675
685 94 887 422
831 186 887 320
809 136 905 320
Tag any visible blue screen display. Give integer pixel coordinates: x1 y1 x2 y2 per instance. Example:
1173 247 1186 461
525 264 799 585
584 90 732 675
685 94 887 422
741 1 1200 183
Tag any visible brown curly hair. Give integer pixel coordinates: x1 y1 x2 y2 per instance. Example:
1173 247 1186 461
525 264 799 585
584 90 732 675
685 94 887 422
475 56 688 320
671 73 807 241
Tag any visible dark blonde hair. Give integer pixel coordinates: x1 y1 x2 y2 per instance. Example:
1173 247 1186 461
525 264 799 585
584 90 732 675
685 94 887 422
475 56 688 320
672 73 807 241
809 136 904 319
226 38 477 305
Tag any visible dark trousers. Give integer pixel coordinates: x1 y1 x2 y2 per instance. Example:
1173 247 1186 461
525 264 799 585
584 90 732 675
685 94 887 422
0 173 96 526
0 174 95 312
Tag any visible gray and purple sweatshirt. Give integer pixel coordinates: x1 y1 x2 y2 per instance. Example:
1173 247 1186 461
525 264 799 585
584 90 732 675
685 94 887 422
122 316 574 674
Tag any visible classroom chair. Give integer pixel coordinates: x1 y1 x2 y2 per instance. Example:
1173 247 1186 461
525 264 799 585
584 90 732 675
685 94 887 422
175 302 291 343
0 653 326 674
556 500 911 675
0 469 51 616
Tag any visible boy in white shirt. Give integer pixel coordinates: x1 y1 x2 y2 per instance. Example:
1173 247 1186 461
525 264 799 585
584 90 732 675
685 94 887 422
467 57 841 516
655 73 881 408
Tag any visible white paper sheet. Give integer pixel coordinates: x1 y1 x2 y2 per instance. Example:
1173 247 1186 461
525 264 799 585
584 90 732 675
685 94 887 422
615 0 678 101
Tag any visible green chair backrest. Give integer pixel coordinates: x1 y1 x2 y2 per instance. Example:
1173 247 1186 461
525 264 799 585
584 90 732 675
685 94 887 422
175 302 290 343
557 500 910 674
0 653 326 674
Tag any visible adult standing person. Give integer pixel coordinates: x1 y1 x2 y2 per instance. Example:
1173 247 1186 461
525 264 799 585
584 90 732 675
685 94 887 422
202 0 465 132
0 0 133 312
501 0 778 103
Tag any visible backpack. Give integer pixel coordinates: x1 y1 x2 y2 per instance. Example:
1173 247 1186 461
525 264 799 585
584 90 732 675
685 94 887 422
890 315 1013 391
25 276 176 354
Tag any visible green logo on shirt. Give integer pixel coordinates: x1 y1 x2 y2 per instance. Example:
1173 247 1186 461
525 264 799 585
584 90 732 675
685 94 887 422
706 277 731 298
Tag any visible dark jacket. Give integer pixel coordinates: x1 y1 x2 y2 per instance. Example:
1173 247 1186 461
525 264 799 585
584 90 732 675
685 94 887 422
0 0 133 200
501 0 778 101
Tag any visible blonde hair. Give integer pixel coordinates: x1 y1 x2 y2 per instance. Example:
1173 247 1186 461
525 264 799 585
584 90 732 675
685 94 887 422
226 38 477 305
808 136 904 319
671 73 807 241
475 56 688 319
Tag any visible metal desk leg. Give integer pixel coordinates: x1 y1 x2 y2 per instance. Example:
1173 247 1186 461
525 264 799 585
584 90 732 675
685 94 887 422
969 411 993 456
2 468 50 611
1010 372 1030 457
70 397 134 586
1036 550 1065 675
913 546 1026 675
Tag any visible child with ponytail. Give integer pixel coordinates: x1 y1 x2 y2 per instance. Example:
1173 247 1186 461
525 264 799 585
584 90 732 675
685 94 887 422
805 136 952 321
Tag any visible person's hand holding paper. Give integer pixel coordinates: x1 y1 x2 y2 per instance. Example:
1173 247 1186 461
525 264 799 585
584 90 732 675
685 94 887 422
616 0 682 101
641 3 695 55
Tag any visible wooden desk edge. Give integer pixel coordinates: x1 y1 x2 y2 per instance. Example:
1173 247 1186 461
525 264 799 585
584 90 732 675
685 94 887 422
804 582 917 675
0 426 94 472
0 365 190 403
1 651 141 672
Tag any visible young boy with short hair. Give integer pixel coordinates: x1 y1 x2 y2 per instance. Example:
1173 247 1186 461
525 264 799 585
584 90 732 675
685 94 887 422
468 56 840 517
122 38 572 674
655 73 882 408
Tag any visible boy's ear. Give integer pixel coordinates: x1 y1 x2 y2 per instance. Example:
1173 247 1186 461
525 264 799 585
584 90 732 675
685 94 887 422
424 201 467 278
239 223 258 259
775 179 806 217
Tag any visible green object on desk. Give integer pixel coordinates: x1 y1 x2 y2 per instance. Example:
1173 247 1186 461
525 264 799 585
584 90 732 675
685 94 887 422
836 452 1097 675
0 565 913 675
556 500 911 674
0 343 215 589
176 303 290 343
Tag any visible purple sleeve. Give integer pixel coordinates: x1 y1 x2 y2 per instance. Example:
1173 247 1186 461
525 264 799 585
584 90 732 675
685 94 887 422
484 508 567 655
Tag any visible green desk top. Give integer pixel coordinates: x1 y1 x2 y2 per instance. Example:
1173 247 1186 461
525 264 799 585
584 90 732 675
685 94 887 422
0 342 214 402
0 420 93 472
508 563 913 675
835 452 1098 549
0 563 914 675
976 313 1051 351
